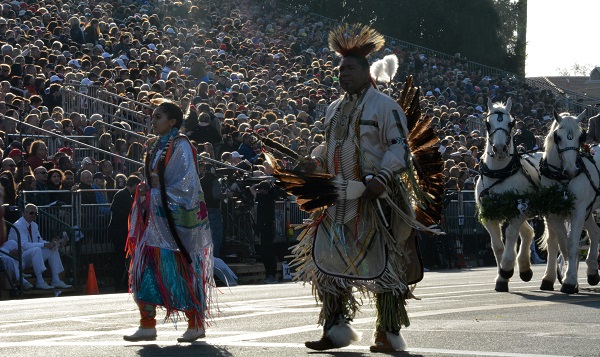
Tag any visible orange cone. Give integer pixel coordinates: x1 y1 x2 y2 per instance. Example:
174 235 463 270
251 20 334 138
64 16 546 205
86 263 99 295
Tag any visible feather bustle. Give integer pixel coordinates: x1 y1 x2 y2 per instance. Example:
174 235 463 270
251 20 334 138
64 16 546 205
398 76 445 229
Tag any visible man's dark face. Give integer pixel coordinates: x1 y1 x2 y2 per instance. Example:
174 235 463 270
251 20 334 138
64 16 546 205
338 57 370 95
101 162 112 175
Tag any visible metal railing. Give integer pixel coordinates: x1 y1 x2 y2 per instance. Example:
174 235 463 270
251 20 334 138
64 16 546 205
1 114 145 173
61 84 151 134
7 185 497 293
440 190 495 269
19 189 115 287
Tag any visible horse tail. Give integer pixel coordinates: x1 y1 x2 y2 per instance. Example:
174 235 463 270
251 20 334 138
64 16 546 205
538 218 553 252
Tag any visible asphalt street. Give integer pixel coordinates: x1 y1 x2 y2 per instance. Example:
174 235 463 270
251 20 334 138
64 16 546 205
0 264 599 357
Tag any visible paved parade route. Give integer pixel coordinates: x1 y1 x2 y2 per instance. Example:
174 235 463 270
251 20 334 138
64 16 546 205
1 265 599 357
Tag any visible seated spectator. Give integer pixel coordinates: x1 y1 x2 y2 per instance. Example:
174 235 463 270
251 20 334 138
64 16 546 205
17 175 36 195
46 169 70 205
57 155 74 173
92 172 110 215
62 170 75 191
5 204 72 289
26 140 49 171
0 158 17 206
115 173 127 190
126 142 144 162
75 157 97 183
30 166 51 206
77 170 96 203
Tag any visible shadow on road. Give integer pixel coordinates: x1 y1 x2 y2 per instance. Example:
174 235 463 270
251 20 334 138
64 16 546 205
513 289 600 307
135 343 234 356
308 351 425 356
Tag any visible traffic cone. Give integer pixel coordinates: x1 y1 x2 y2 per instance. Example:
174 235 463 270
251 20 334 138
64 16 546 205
85 263 99 295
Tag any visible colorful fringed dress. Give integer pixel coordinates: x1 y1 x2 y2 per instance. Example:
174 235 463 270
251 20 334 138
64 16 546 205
127 131 213 329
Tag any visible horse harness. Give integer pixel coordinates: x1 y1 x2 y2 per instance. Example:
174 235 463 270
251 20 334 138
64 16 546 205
479 152 540 199
540 128 600 219
479 110 538 199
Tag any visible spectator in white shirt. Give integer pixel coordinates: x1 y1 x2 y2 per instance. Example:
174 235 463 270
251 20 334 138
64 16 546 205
5 203 71 289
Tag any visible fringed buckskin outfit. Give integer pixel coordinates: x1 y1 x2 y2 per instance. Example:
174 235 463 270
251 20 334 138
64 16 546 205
127 129 214 333
293 84 422 345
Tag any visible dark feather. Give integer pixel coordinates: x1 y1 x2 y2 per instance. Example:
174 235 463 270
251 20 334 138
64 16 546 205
398 76 445 229
258 136 300 161
268 157 339 212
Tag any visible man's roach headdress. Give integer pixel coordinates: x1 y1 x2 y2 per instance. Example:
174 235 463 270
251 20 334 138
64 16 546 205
328 23 385 58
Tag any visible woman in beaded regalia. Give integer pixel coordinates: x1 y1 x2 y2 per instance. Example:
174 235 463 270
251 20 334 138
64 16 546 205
123 100 214 343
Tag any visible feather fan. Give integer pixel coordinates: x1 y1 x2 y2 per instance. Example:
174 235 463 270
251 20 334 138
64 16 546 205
263 152 365 212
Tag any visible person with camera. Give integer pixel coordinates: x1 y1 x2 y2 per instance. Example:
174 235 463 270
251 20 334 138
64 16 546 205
200 164 224 258
250 180 277 284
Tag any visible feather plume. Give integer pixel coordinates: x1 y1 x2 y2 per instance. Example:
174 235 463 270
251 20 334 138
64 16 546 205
256 135 300 161
397 76 445 229
382 54 398 83
329 23 385 58
370 59 389 83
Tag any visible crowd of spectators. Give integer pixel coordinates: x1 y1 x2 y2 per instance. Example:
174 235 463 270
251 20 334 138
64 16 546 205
0 0 583 219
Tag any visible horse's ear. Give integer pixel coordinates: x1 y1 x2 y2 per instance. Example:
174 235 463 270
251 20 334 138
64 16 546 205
505 97 512 113
487 97 493 112
576 110 586 123
553 110 562 123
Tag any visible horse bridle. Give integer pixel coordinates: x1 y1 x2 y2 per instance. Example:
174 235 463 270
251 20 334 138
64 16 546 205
550 128 586 168
542 127 600 219
485 110 515 156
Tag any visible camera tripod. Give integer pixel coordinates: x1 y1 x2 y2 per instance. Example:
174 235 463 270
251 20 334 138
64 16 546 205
222 199 257 261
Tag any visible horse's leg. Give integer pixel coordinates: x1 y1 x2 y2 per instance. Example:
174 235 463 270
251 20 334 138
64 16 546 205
583 216 600 285
484 220 507 291
498 217 525 291
516 220 534 282
561 210 585 294
540 218 561 290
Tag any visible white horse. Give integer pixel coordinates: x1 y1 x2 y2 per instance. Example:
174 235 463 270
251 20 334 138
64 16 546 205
475 98 558 292
539 110 600 294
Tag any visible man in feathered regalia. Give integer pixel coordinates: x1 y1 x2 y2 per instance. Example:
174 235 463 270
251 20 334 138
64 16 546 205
288 24 442 352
